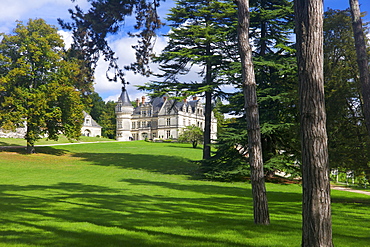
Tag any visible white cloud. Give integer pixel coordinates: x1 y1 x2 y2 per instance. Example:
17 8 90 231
58 30 73 49
93 34 205 102
0 0 90 33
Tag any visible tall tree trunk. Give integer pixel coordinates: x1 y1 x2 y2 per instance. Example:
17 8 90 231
203 43 212 160
26 124 36 154
203 90 212 159
236 0 270 225
294 0 333 246
349 0 370 137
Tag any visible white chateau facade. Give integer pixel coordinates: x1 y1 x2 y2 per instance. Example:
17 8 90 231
115 87 217 141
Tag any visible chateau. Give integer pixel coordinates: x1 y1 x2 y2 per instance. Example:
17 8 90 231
115 87 217 141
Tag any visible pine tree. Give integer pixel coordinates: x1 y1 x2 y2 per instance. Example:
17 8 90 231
140 0 238 159
324 8 370 179
349 0 370 138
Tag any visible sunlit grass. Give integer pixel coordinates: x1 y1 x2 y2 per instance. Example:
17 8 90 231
0 135 114 147
0 141 369 246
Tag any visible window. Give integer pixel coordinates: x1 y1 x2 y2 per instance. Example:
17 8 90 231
132 122 136 129
85 118 90 125
118 121 122 128
167 118 171 126
166 130 171 139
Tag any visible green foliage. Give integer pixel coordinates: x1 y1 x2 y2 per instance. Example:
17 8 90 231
140 0 238 97
99 101 117 139
86 93 117 139
200 120 250 181
202 0 299 180
178 125 204 148
0 19 89 153
324 9 370 176
87 92 106 122
139 0 238 159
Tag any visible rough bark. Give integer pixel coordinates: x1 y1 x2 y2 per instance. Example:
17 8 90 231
349 0 370 137
236 0 270 225
203 90 212 159
203 42 213 160
26 125 36 154
294 0 333 246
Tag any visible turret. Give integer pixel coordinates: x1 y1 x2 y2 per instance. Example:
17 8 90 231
115 87 134 141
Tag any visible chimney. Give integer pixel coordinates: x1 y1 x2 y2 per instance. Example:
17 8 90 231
136 98 140 107
163 96 167 101
141 96 146 105
183 98 187 103
193 96 198 101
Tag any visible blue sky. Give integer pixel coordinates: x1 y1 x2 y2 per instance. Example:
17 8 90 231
0 0 369 102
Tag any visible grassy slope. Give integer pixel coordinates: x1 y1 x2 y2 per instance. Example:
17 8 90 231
0 141 369 246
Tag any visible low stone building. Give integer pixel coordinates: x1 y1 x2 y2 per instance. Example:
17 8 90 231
0 112 101 138
81 111 102 137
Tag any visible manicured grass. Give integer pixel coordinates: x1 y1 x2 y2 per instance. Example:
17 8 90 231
0 136 114 147
0 141 369 246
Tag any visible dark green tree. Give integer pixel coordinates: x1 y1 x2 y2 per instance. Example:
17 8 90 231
203 0 298 181
87 92 106 123
139 0 238 160
349 0 370 138
250 0 298 175
324 8 370 178
0 19 89 153
100 101 117 139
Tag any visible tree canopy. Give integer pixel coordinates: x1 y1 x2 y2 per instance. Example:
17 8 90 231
178 125 204 148
0 19 90 153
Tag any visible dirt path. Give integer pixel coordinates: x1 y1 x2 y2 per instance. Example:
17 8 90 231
331 185 370 195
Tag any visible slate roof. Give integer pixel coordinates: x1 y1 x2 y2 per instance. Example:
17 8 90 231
117 87 132 106
132 96 201 116
83 111 102 128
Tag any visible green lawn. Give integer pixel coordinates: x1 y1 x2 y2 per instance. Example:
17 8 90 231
0 136 114 147
0 141 369 246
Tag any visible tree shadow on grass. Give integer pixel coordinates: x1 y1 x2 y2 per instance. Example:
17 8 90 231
72 151 202 178
0 146 68 156
0 182 305 247
2 145 368 246
0 141 23 147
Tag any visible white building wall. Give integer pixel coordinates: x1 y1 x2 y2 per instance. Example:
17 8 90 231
116 105 134 141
